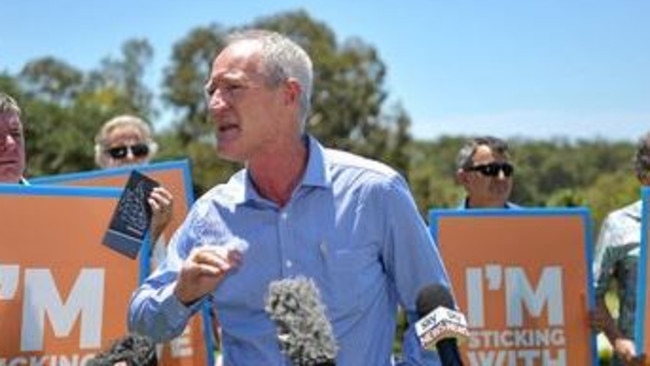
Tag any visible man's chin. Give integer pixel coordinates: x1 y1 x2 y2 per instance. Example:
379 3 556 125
216 146 246 163
0 173 21 183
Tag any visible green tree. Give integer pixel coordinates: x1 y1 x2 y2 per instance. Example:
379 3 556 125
161 24 227 145
252 11 397 154
19 57 83 105
87 39 155 119
161 11 412 192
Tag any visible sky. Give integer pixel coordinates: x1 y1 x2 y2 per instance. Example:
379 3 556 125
1 0 649 142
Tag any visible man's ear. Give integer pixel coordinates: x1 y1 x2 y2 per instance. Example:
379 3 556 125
639 174 650 186
283 78 301 106
455 169 468 185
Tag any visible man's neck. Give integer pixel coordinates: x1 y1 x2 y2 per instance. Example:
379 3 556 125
248 137 308 207
466 196 507 209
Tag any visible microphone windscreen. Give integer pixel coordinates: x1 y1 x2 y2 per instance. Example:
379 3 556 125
265 276 337 365
416 283 455 318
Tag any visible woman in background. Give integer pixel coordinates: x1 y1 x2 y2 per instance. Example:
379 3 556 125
95 115 173 265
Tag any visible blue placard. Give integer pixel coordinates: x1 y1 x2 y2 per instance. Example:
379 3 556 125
635 187 650 353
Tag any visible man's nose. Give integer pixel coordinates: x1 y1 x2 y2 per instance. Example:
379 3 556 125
208 89 229 111
496 169 509 180
4 134 17 149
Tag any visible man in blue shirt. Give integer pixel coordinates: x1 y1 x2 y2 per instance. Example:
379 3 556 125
128 30 452 365
455 136 518 209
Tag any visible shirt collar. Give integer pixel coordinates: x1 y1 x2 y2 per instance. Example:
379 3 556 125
459 197 518 209
239 135 331 204
300 135 331 189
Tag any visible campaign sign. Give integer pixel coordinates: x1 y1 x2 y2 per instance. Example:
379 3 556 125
31 160 212 366
636 187 650 359
32 160 195 261
429 208 597 366
0 185 126 363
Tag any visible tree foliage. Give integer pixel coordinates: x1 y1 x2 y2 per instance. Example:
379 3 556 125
1 9 641 229
161 24 227 145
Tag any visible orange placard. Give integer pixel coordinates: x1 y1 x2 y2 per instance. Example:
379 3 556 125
32 160 194 257
429 208 597 365
0 185 128 362
31 160 211 365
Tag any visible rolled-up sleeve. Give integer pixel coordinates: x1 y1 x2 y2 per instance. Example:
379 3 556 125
128 213 206 342
378 175 452 365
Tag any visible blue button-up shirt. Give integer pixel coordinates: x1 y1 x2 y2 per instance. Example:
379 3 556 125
129 136 451 365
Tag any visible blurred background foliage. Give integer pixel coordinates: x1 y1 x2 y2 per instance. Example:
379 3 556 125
2 10 641 232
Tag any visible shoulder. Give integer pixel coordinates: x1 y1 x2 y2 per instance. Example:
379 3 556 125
598 200 642 246
192 169 247 212
324 148 406 189
505 201 522 209
603 200 642 226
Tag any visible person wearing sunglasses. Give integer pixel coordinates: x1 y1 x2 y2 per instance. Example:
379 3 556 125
0 92 29 185
455 136 518 209
591 133 650 366
94 115 160 169
94 115 174 265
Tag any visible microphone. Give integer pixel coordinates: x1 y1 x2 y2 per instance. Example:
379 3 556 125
265 276 337 366
415 284 469 366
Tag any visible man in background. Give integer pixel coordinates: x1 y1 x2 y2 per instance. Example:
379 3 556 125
0 92 27 184
455 135 518 208
592 133 650 366
94 114 174 257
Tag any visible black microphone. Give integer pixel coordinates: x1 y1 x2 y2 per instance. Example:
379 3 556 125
415 284 468 366
265 276 337 366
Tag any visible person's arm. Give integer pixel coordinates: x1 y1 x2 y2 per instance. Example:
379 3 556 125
128 220 202 342
129 202 243 342
591 212 640 364
593 296 638 363
377 175 452 365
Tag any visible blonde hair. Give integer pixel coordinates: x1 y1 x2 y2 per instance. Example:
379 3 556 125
94 115 158 167
0 92 21 115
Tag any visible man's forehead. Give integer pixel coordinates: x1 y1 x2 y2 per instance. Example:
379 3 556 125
211 42 262 75
0 112 21 128
472 145 508 161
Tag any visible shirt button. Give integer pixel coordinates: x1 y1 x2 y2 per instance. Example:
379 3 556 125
286 260 293 268
281 212 288 220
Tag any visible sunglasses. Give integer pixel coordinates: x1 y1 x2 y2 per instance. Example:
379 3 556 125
466 162 514 177
105 143 150 159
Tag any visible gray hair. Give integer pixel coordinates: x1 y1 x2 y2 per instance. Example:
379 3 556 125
226 29 314 130
0 92 21 115
94 114 158 166
456 136 510 170
634 132 650 179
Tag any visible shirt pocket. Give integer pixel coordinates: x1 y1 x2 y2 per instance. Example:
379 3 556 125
323 247 365 320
